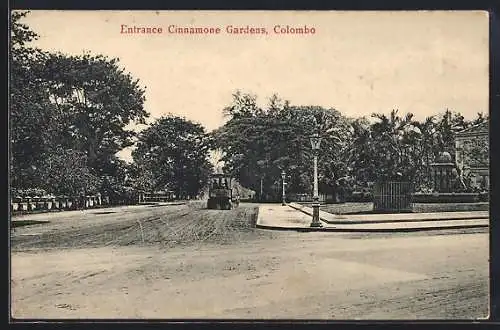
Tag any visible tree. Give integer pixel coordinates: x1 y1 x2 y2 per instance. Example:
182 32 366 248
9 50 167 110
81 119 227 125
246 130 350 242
346 108 484 192
133 115 213 199
214 91 352 200
10 11 54 189
222 90 262 118
128 162 156 192
347 116 375 184
10 11 149 200
284 105 352 196
347 110 426 184
37 148 100 196
368 110 419 181
41 53 149 174
98 157 135 203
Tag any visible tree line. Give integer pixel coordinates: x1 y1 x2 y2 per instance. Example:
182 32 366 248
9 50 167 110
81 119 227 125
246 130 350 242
10 11 488 203
10 11 212 202
213 91 488 201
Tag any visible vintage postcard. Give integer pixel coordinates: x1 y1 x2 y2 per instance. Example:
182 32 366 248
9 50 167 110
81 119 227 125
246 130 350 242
9 10 490 320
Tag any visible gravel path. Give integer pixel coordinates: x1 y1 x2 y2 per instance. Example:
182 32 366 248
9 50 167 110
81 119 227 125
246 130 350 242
11 202 271 250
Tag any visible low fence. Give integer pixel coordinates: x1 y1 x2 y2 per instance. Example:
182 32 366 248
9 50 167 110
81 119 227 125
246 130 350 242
266 188 489 206
412 192 489 203
283 194 342 203
138 192 175 204
10 195 109 213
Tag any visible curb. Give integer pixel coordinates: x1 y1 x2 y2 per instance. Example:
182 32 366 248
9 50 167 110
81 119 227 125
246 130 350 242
287 203 489 224
286 203 331 226
321 216 489 225
147 202 187 207
255 223 489 233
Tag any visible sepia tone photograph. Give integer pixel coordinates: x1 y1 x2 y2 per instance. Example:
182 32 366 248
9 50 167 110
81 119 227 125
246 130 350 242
9 10 490 319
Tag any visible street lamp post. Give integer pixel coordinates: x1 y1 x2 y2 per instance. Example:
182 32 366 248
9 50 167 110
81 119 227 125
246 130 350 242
310 133 323 228
260 176 263 202
281 170 286 206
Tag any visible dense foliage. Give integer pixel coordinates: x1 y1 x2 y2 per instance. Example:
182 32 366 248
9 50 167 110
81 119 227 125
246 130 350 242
132 116 213 199
10 11 148 198
213 92 352 201
214 92 489 200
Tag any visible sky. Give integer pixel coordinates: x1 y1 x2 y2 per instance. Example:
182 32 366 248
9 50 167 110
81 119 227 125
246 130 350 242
20 10 489 161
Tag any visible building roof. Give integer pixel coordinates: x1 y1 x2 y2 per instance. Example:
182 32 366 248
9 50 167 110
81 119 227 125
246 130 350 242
455 121 489 138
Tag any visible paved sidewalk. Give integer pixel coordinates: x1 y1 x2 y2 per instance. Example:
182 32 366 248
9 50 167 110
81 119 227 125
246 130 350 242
257 204 489 232
288 203 489 224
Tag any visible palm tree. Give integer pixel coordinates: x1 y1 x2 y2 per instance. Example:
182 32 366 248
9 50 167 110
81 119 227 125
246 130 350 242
369 110 408 180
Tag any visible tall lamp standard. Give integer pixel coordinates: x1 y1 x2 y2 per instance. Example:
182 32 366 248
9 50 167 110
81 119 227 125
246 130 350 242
310 133 323 228
281 170 286 206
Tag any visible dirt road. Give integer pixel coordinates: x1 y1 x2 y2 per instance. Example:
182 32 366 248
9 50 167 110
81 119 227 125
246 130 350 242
10 203 489 319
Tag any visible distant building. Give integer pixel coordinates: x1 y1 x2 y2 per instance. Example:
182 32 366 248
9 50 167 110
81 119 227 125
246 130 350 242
454 122 489 190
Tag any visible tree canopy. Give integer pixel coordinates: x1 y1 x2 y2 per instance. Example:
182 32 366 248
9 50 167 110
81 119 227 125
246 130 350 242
132 115 213 199
214 92 488 199
213 92 353 200
10 11 149 197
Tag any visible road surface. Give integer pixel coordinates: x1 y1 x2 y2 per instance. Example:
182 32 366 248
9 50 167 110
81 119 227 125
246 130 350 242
10 202 489 319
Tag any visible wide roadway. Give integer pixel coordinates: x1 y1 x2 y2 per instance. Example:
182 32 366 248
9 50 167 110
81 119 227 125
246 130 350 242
10 202 489 319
